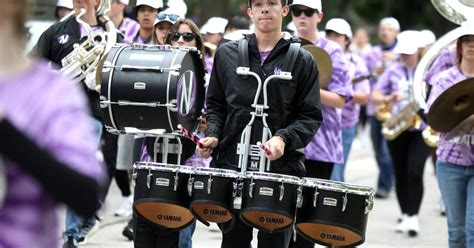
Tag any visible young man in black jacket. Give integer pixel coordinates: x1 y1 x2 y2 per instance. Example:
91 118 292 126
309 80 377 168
197 0 322 247
32 1 122 247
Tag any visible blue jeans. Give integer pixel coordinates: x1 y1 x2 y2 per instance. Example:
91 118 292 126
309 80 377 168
368 116 394 192
331 126 357 182
437 161 474 248
179 220 196 248
64 118 103 240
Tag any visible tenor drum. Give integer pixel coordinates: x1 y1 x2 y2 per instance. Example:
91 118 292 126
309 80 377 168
133 162 194 230
189 168 240 224
296 178 375 247
100 44 205 134
240 172 302 233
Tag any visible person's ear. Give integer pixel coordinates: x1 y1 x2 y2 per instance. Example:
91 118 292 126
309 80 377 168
247 7 254 20
282 5 289 17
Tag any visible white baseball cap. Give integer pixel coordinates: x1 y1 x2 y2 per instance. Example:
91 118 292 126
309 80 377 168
325 18 353 39
118 0 130 5
394 30 424 55
154 8 181 26
167 0 187 18
136 0 163 9
56 0 73 9
379 17 400 32
419 29 436 47
289 0 322 12
200 17 229 34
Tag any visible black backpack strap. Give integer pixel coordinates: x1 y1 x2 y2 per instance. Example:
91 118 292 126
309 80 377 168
281 42 301 73
238 38 249 68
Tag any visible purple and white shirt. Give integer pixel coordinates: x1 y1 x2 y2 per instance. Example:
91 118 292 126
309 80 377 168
427 66 474 166
304 37 352 164
119 17 140 43
424 45 457 85
374 63 425 132
0 61 104 248
363 44 399 116
341 52 370 128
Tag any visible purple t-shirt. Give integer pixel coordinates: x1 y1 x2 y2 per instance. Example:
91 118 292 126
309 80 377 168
427 66 474 166
424 45 457 85
120 17 141 43
374 63 425 132
341 52 370 128
304 37 352 164
364 44 398 116
0 61 104 248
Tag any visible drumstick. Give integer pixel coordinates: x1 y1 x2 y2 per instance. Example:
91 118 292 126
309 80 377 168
257 142 272 156
177 124 204 149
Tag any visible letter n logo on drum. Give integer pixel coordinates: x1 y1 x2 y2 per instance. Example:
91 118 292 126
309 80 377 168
176 71 196 116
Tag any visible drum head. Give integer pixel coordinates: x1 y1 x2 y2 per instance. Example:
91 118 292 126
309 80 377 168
297 222 364 247
134 201 194 229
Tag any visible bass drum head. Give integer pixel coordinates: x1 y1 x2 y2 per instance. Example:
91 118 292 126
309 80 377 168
100 44 205 133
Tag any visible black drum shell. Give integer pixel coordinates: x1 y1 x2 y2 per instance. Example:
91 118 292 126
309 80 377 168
189 172 238 224
100 44 205 133
240 175 299 233
297 186 370 247
133 165 193 230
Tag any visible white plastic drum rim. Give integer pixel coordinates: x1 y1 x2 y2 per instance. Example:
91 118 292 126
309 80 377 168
244 171 302 185
190 167 240 178
134 162 181 173
302 177 375 196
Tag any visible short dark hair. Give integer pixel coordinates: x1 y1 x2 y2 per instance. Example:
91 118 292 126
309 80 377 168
247 0 288 7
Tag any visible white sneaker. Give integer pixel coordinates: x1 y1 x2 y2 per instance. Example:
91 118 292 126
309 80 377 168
77 220 100 245
395 214 408 233
437 198 446 216
114 195 133 217
405 215 419 237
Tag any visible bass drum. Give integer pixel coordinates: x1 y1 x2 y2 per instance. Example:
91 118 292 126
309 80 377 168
99 44 205 134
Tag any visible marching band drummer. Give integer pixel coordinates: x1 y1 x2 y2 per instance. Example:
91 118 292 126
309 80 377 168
371 31 431 237
0 0 105 247
31 0 123 246
426 34 474 248
197 0 322 246
324 18 370 182
288 1 352 247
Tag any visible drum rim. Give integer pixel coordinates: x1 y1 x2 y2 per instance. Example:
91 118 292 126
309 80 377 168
302 177 375 196
134 162 182 172
189 167 240 178
243 171 302 185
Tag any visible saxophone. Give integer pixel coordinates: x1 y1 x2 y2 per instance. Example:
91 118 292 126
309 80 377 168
381 102 422 140
60 0 116 92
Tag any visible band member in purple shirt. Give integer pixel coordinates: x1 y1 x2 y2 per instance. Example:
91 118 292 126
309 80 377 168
426 34 474 248
325 18 370 182
133 0 161 44
290 0 352 180
107 0 140 43
372 31 431 238
0 1 105 247
364 17 400 199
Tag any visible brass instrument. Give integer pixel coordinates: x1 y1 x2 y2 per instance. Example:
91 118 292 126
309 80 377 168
375 103 392 122
381 102 422 141
60 0 116 92
203 42 217 57
422 126 440 147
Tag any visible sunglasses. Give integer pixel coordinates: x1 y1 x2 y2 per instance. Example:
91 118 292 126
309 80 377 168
171 32 196 42
291 8 317 17
157 13 180 24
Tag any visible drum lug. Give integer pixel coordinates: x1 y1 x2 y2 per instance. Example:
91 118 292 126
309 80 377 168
187 176 194 196
313 187 319 207
207 176 213 195
342 191 348 212
249 178 255 198
279 182 285 201
146 169 152 189
365 195 374 214
173 170 179 191
296 186 303 208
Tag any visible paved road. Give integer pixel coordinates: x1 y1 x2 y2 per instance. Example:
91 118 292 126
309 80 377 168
62 128 448 247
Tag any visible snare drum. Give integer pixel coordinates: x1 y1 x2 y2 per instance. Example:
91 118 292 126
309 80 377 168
296 178 375 247
99 44 206 134
188 168 240 224
240 172 302 233
133 162 194 229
